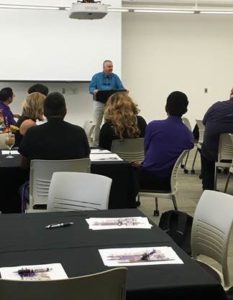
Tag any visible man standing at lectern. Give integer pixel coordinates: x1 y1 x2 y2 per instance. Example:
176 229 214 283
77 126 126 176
89 60 125 147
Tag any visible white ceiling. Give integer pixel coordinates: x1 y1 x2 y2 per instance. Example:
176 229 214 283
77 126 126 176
123 0 233 8
0 0 233 9
123 0 233 3
1 0 233 5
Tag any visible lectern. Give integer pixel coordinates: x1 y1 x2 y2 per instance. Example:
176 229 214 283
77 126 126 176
95 89 126 104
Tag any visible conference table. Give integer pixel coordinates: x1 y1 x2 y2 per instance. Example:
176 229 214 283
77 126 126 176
0 209 226 300
0 153 138 213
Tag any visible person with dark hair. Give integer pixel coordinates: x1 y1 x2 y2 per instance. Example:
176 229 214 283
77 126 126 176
0 87 19 126
89 60 126 146
19 92 90 168
201 88 233 190
28 84 49 96
137 91 194 190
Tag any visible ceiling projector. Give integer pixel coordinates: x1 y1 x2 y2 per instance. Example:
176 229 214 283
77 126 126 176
69 1 108 20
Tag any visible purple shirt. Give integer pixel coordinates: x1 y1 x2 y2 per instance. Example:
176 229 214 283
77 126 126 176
0 101 16 126
141 116 194 178
202 99 233 161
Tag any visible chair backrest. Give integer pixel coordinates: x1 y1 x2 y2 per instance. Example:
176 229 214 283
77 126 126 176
195 119 205 144
170 150 189 194
230 134 233 173
111 138 144 162
191 190 233 286
83 120 95 145
0 267 127 300
182 117 192 131
29 158 90 208
230 134 233 145
0 133 9 150
218 133 233 162
47 172 112 211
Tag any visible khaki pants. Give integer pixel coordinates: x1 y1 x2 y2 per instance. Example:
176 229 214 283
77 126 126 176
93 101 104 147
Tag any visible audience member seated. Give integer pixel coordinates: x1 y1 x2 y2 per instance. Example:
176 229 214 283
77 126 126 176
15 92 46 146
0 87 19 126
19 92 90 168
138 91 194 190
201 88 233 190
28 83 49 96
99 92 147 150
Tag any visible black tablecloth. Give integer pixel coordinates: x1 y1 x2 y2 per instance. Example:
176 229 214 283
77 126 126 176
0 154 137 213
0 209 227 300
0 155 28 213
91 161 137 209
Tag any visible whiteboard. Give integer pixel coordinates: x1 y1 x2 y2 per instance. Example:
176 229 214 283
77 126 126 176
0 6 122 81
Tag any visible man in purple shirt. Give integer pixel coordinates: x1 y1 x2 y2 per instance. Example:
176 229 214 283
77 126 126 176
201 88 233 190
0 87 18 126
139 91 194 190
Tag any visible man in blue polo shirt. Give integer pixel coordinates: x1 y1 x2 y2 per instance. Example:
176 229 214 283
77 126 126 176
139 91 194 190
89 60 125 146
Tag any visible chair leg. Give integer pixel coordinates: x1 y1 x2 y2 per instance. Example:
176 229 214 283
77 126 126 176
172 195 178 211
224 173 232 193
214 165 217 190
191 148 198 174
183 151 189 174
136 194 141 207
153 197 159 217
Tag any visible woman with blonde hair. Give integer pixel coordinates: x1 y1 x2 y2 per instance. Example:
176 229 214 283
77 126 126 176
99 92 147 150
15 92 46 146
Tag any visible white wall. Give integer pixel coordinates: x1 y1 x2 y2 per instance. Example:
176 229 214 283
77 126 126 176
2 13 233 129
0 82 93 127
0 1 122 81
122 13 233 127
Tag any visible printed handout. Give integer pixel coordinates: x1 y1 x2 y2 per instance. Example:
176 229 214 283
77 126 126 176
99 247 183 266
2 150 19 155
0 263 68 281
86 217 152 230
90 149 111 154
90 153 122 161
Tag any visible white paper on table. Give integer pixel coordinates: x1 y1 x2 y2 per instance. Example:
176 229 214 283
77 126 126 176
90 153 122 161
86 217 152 230
99 247 183 267
1 150 19 155
0 263 68 281
91 149 111 154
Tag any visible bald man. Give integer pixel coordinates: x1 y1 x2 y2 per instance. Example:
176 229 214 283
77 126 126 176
89 60 125 147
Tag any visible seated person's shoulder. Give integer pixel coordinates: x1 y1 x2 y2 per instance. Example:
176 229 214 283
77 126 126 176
137 115 147 124
101 121 112 130
147 119 162 127
20 119 36 136
137 115 147 136
65 121 82 129
100 122 115 136
64 121 86 135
